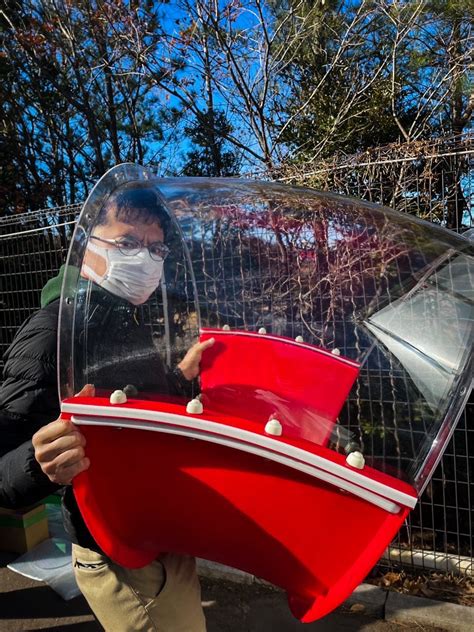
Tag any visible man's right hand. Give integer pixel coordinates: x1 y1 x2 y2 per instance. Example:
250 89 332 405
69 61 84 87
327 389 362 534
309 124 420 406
32 384 93 485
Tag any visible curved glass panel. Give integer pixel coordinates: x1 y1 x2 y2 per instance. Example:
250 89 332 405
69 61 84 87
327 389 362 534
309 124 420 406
58 165 199 406
59 169 473 493
156 178 473 492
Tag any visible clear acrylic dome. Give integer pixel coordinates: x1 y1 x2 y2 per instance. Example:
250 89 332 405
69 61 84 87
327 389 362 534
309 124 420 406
59 165 473 494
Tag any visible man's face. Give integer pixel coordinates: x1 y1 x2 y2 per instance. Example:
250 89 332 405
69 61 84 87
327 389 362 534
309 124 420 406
82 206 165 279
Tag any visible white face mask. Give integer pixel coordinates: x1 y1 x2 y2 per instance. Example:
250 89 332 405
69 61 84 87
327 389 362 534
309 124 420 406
83 239 164 305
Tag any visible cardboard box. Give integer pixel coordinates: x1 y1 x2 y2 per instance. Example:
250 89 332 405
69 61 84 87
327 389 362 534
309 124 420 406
0 503 49 554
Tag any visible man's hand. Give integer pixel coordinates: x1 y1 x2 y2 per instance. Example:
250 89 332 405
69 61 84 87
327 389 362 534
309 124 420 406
32 384 94 485
178 338 215 381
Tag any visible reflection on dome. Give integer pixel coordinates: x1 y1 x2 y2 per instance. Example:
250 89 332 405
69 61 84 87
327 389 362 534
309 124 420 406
156 178 472 490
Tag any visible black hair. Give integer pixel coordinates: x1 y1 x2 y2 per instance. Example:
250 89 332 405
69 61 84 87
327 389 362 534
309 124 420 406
96 182 171 238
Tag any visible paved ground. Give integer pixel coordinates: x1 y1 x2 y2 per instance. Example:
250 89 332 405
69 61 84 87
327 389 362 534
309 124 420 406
0 552 447 632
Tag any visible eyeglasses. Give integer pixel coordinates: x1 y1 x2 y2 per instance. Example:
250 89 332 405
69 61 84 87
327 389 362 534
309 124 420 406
91 235 170 261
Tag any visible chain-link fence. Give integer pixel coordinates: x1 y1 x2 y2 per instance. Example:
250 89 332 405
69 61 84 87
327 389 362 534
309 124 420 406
269 133 474 579
0 134 472 583
0 205 79 353
272 133 474 232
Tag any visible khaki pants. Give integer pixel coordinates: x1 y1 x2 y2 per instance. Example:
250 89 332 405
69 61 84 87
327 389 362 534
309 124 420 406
72 543 206 632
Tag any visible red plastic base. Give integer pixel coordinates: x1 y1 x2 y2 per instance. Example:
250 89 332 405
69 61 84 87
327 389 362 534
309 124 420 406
72 426 410 621
66 328 415 621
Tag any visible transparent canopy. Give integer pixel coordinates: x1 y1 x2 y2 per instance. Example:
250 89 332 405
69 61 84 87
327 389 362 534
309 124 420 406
59 164 473 494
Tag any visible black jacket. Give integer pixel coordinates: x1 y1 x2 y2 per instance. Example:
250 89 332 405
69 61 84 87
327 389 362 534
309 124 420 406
0 437 59 509
0 301 60 508
1 301 61 439
0 290 190 548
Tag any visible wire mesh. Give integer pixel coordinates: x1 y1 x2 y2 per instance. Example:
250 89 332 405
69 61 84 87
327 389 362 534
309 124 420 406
0 135 472 582
271 133 474 232
165 182 470 495
0 205 80 360
269 133 473 578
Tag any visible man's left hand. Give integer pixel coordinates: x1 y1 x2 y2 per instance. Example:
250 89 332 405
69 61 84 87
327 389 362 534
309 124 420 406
178 338 215 380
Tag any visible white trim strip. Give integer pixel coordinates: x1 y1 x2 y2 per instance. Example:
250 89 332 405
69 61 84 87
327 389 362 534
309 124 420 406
200 328 360 368
72 414 402 514
62 402 417 509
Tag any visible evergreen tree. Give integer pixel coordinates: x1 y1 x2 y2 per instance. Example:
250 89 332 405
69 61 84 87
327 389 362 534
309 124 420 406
182 109 240 176
270 0 472 162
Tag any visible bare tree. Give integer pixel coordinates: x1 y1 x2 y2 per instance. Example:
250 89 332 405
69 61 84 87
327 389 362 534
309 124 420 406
0 0 165 211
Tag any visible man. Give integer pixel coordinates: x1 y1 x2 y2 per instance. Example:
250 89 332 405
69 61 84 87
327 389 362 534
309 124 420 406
1 182 213 631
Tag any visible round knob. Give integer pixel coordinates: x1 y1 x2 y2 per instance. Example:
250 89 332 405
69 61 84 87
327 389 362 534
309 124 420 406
186 398 204 414
110 390 127 405
265 418 282 436
346 451 365 469
123 384 138 398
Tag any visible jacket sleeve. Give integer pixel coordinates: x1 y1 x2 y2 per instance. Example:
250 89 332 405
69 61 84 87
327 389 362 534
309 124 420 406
0 439 60 509
0 301 61 508
0 301 60 445
166 366 198 398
